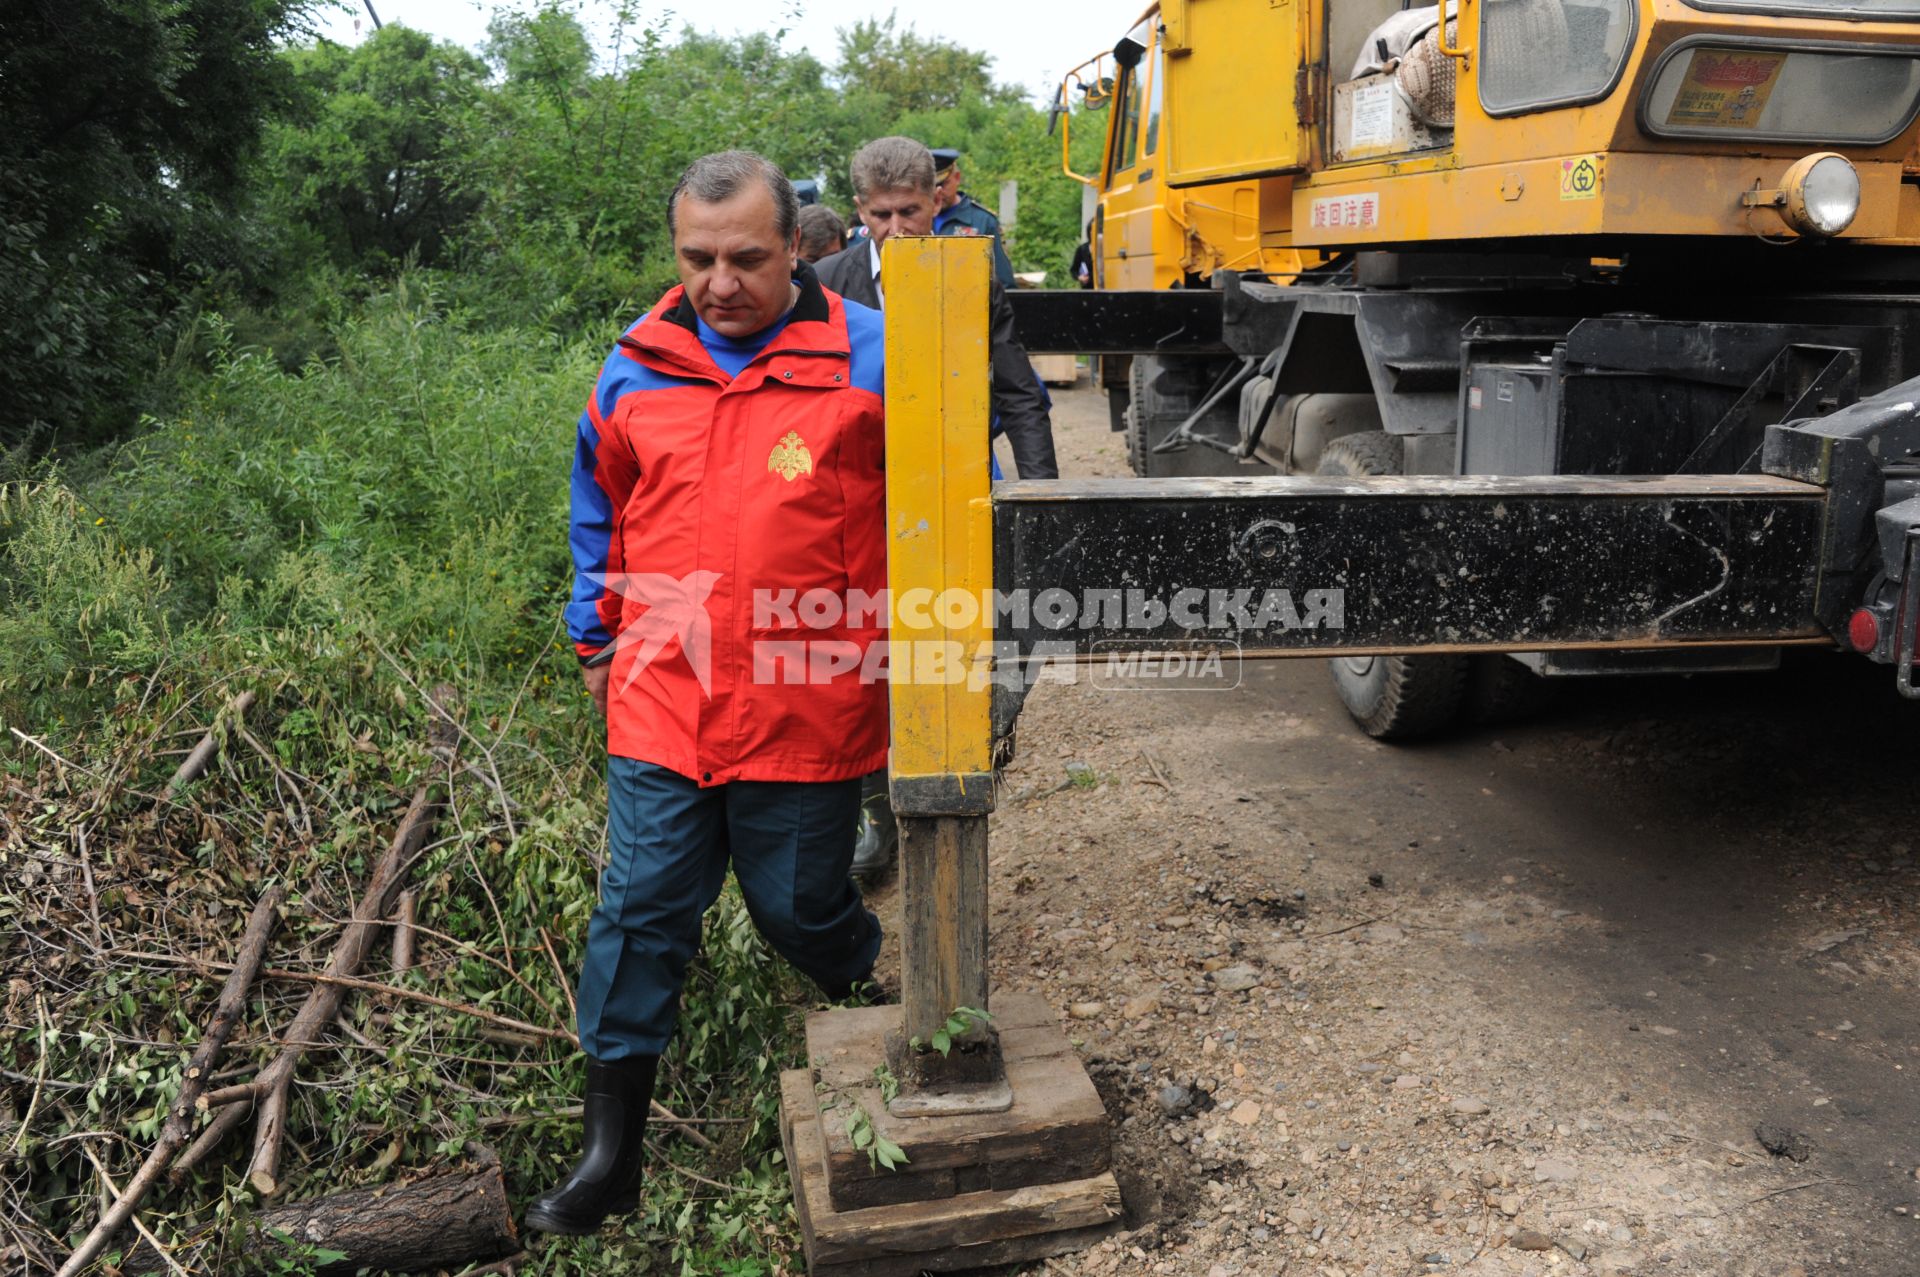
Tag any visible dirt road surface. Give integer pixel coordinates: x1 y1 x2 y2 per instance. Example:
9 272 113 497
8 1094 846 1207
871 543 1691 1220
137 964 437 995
866 381 1920 1277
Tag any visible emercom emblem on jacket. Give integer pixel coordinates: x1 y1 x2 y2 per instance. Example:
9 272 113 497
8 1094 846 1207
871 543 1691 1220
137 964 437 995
768 431 813 481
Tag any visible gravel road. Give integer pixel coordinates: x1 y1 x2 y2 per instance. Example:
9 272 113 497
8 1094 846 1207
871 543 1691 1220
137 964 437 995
865 379 1920 1277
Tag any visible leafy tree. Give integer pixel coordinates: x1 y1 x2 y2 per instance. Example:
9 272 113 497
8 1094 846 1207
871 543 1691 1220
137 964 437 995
259 26 488 272
834 14 1013 117
3 0 1103 454
0 0 317 451
822 14 1091 284
454 16 847 326
485 4 594 88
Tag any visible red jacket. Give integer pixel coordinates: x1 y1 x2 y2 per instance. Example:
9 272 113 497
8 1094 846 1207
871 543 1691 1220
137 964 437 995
566 264 889 784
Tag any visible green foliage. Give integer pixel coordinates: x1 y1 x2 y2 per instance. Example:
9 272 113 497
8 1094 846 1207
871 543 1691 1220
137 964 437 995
485 5 594 86
0 480 177 719
0 0 317 450
843 1101 910 1173
450 13 849 326
910 1005 993 1058
260 1230 350 1275
259 27 489 273
834 14 1014 117
817 1084 908 1174
822 13 1091 282
4 6 1106 1271
1 278 812 1273
9 0 1102 450
872 1063 900 1105
255 3 1094 331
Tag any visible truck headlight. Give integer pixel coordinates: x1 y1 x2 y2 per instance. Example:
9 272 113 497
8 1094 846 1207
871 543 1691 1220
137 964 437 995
1781 152 1860 237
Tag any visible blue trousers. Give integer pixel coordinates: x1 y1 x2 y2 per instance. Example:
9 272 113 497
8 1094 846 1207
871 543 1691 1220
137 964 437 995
576 758 882 1060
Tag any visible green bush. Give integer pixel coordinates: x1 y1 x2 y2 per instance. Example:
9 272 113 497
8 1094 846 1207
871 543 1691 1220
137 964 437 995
0 481 178 723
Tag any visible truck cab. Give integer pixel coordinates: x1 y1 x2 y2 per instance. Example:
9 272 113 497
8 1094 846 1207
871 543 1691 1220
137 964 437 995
1039 0 1920 737
1062 14 1278 291
1060 9 1315 475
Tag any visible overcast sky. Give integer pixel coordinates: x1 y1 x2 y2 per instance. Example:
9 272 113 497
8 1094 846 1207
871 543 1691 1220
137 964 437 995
312 0 1142 103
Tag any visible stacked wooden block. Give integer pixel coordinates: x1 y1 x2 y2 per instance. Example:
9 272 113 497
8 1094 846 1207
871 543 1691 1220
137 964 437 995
779 992 1123 1276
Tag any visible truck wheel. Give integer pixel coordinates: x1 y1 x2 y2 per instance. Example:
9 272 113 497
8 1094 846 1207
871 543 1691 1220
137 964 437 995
1125 354 1248 478
1464 654 1557 727
1316 432 1470 739
1125 355 1173 476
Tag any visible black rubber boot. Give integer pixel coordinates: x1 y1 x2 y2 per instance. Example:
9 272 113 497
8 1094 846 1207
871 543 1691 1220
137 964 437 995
850 771 896 880
524 1055 658 1235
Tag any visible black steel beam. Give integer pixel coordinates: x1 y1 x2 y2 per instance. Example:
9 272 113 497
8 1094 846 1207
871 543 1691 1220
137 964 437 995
1005 289 1229 355
991 475 1828 655
1767 372 1920 632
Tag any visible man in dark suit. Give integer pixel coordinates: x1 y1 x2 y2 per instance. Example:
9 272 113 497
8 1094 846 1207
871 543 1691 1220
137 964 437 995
813 136 1058 877
814 136 1057 483
1072 220 1096 289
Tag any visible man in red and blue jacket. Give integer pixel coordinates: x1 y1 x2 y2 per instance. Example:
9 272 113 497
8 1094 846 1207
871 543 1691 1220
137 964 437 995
529 151 887 1236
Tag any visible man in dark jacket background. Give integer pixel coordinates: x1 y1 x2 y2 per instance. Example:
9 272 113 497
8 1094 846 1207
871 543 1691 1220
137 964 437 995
931 146 1017 289
812 135 1057 878
814 136 1057 483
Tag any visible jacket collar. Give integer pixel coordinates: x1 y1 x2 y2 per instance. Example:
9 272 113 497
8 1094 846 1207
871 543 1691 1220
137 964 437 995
622 259 842 382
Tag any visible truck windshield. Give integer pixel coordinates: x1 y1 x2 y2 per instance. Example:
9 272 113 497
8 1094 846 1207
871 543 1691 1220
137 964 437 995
1683 0 1920 15
1481 0 1636 115
1643 42 1920 143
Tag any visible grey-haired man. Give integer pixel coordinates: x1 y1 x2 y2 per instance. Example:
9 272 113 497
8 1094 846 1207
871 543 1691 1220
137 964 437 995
812 136 1057 876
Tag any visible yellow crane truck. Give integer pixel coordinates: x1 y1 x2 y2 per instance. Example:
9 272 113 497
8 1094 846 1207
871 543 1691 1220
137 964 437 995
1010 0 1920 737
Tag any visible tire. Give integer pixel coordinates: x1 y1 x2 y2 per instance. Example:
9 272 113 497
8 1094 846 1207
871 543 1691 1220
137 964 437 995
1464 653 1558 727
1124 354 1251 478
1316 431 1470 739
1124 356 1156 475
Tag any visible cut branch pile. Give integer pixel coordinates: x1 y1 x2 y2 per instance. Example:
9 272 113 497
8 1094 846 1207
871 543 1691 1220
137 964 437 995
174 687 461 1200
6 666 769 1277
21 684 561 1277
53 886 285 1277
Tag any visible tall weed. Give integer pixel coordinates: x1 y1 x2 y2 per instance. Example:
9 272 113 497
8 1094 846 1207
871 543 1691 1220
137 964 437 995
0 481 178 724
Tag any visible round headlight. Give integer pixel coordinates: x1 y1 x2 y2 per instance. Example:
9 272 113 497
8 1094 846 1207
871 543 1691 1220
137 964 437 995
1781 152 1860 237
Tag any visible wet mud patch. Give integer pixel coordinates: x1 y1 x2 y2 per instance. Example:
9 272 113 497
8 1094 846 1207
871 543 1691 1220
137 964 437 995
1086 1059 1210 1241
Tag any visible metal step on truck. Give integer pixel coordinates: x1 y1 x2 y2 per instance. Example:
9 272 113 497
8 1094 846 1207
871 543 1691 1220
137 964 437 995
1010 0 1920 737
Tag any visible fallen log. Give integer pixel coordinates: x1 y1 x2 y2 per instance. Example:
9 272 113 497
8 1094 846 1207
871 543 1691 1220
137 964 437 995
246 694 459 1196
249 1159 518 1276
164 690 256 797
54 886 285 1277
133 1155 518 1276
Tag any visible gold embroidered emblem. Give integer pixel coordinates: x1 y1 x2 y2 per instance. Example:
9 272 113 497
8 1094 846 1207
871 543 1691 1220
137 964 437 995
767 431 813 482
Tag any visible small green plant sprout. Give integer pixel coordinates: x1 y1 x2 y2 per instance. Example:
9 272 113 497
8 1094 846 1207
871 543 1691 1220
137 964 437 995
909 1005 993 1058
262 1229 349 1275
817 1076 909 1172
871 1063 901 1106
842 1099 908 1172
842 975 884 1005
